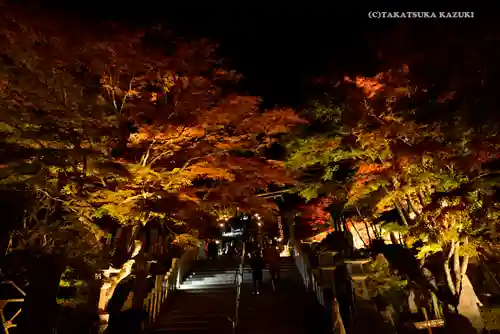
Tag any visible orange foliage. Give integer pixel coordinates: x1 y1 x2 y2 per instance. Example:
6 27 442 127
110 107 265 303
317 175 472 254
298 197 334 229
436 91 456 103
0 5 305 235
356 162 391 175
344 74 385 99
344 65 411 99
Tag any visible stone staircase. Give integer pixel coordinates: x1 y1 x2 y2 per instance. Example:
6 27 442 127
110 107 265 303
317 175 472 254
149 258 238 333
150 257 323 334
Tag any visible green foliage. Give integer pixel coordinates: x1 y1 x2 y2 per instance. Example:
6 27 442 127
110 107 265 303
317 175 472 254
313 104 344 124
365 256 408 302
286 136 343 171
286 67 500 310
381 222 409 235
298 184 323 201
416 243 443 259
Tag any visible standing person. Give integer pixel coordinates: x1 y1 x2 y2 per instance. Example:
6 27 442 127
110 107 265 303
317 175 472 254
207 238 218 260
204 238 209 259
265 241 281 291
249 249 264 295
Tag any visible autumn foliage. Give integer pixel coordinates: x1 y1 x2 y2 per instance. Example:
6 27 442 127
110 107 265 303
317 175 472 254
0 5 303 237
0 6 305 333
298 196 333 226
287 62 500 322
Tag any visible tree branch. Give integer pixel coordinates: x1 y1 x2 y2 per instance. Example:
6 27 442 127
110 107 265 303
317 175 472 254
458 237 469 297
163 152 224 189
37 189 65 203
147 149 173 167
454 241 461 295
119 192 154 205
141 139 156 167
117 78 135 115
445 241 457 296
406 194 420 217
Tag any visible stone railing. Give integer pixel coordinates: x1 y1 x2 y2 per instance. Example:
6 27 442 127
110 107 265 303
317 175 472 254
141 246 199 327
231 241 246 334
292 240 346 334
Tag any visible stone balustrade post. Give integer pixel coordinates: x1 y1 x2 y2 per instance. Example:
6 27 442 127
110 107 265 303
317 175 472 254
318 251 339 288
345 258 370 300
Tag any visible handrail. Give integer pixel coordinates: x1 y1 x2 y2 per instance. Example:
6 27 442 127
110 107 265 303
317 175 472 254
140 246 198 327
290 240 346 334
293 242 322 303
230 241 246 334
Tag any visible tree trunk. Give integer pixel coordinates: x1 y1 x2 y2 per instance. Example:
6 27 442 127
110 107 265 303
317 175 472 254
381 184 409 226
354 206 373 243
84 278 102 334
423 268 442 318
444 242 457 299
104 242 145 333
406 194 419 216
417 191 426 207
363 221 373 244
457 274 484 330
131 255 149 310
17 254 65 334
442 240 481 329
390 233 399 245
128 252 149 331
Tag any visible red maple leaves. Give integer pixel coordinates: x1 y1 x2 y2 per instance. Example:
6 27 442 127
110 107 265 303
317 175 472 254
298 197 334 228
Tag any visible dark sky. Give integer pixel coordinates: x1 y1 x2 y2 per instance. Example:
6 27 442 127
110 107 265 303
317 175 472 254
30 2 500 107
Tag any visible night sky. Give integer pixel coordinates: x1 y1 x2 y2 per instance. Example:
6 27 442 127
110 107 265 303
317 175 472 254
26 2 500 107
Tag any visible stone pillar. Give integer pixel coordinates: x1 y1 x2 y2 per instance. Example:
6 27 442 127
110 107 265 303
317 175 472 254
319 251 338 287
408 290 419 314
149 228 159 254
345 258 370 300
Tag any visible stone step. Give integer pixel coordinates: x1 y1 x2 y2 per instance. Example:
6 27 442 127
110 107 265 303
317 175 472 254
181 275 295 288
179 283 236 290
158 313 231 322
185 267 294 278
187 265 294 277
152 317 233 332
157 321 231 329
183 273 294 285
168 294 235 302
169 300 236 308
168 308 234 316
151 324 232 333
180 280 292 290
176 288 235 294
179 285 235 291
149 258 303 333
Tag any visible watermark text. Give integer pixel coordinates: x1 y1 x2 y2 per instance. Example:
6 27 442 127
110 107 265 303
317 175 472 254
368 12 474 19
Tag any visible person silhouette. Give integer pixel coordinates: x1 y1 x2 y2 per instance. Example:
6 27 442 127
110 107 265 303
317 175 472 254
265 241 281 291
249 249 264 294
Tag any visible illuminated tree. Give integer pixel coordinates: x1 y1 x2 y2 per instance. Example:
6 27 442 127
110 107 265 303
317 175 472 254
288 64 500 327
294 196 334 239
0 5 304 332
